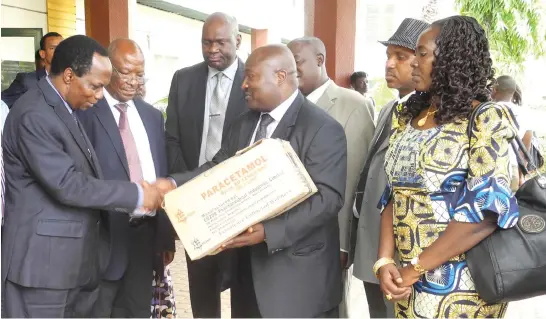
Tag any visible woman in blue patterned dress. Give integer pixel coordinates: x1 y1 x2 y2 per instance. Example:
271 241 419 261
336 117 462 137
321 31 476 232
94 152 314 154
373 16 520 318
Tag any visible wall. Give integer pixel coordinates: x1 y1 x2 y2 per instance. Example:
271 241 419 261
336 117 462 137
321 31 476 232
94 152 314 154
1 0 48 63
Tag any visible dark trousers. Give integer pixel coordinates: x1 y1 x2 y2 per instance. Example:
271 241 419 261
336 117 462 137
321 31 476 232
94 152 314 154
186 249 237 318
91 222 156 318
230 248 338 318
363 282 395 318
4 280 99 318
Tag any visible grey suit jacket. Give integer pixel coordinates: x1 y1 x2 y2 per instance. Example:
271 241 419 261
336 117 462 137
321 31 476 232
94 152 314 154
315 82 375 255
1 79 139 291
353 100 396 283
171 92 347 317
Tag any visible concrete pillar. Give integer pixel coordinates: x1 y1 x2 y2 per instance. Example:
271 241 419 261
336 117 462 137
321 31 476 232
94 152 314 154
84 0 129 48
251 28 268 51
304 0 357 88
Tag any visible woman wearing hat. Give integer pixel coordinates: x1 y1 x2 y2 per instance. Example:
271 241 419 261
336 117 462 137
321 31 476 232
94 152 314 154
374 16 519 318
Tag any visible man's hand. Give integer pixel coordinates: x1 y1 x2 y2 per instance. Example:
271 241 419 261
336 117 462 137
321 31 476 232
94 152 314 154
221 223 266 250
340 251 349 269
142 181 163 211
153 178 177 195
163 251 175 266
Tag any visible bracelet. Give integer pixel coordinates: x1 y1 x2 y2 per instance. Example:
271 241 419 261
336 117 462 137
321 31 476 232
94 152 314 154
373 257 396 278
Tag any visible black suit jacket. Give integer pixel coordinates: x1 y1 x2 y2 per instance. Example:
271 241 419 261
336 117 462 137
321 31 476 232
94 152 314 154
171 92 347 317
165 59 247 174
1 79 138 291
77 98 175 281
1 68 47 108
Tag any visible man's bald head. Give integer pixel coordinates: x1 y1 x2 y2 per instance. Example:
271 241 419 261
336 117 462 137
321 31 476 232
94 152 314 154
288 37 326 59
202 12 241 70
204 12 239 38
243 45 298 112
106 38 146 102
287 37 329 96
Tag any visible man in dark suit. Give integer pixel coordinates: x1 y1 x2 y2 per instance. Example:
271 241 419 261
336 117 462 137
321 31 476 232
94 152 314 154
77 38 175 318
160 44 347 318
1 32 63 108
165 11 247 317
1 35 164 318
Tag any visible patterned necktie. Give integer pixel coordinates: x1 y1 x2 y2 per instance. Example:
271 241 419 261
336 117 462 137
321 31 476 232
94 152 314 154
115 103 144 183
205 72 227 161
254 113 275 142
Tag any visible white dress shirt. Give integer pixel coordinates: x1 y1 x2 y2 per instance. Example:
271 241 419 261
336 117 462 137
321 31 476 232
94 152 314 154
103 89 157 216
250 89 299 145
198 58 239 165
306 79 332 104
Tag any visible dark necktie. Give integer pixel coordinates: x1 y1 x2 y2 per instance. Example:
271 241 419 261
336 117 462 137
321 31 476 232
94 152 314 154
72 113 91 157
254 113 275 142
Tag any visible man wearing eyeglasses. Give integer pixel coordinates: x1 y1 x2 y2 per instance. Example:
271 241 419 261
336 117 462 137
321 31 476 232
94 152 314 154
77 38 175 318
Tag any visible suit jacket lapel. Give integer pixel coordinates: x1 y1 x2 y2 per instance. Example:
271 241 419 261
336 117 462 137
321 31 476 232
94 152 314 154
315 83 336 113
224 58 247 135
135 99 161 177
38 79 99 175
194 63 208 146
373 101 396 153
238 111 260 149
93 98 130 178
271 92 304 140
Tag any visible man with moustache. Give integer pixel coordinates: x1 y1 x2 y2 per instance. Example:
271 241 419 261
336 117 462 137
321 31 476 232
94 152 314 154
165 12 247 317
287 36 375 318
77 38 175 318
160 44 347 318
351 18 430 318
2 32 63 108
1 35 163 318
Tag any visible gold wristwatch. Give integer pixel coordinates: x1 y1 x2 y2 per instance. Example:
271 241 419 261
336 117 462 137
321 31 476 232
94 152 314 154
410 256 427 275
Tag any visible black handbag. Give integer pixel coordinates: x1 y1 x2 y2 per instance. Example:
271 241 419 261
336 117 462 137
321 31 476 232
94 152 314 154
465 102 546 303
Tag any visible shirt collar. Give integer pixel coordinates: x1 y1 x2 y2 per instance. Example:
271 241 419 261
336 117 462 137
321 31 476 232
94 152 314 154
306 79 332 104
46 76 73 114
397 91 415 105
267 89 299 122
103 88 136 109
208 57 239 81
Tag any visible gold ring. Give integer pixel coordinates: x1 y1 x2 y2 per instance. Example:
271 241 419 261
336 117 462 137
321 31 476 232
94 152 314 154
386 294 393 301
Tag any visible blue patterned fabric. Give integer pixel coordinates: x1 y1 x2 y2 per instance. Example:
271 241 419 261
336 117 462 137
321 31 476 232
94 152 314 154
379 103 519 318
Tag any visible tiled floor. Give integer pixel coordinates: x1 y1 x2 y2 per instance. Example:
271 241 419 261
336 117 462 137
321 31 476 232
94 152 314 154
170 241 546 318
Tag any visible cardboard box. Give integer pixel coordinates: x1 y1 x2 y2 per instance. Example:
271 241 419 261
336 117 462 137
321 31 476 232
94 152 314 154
162 138 318 260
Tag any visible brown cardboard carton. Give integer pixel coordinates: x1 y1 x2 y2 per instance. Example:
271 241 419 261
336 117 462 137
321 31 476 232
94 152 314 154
162 138 317 260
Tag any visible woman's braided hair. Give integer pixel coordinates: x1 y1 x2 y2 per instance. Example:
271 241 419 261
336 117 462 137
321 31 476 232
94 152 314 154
400 16 495 125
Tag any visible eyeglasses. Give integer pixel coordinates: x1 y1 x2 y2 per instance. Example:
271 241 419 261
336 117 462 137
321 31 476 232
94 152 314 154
112 64 148 85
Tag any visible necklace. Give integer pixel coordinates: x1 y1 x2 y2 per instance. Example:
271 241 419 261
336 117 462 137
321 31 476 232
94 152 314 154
417 107 438 127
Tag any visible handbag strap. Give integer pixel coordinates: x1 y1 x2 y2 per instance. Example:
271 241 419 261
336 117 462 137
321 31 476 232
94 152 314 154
467 102 538 176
